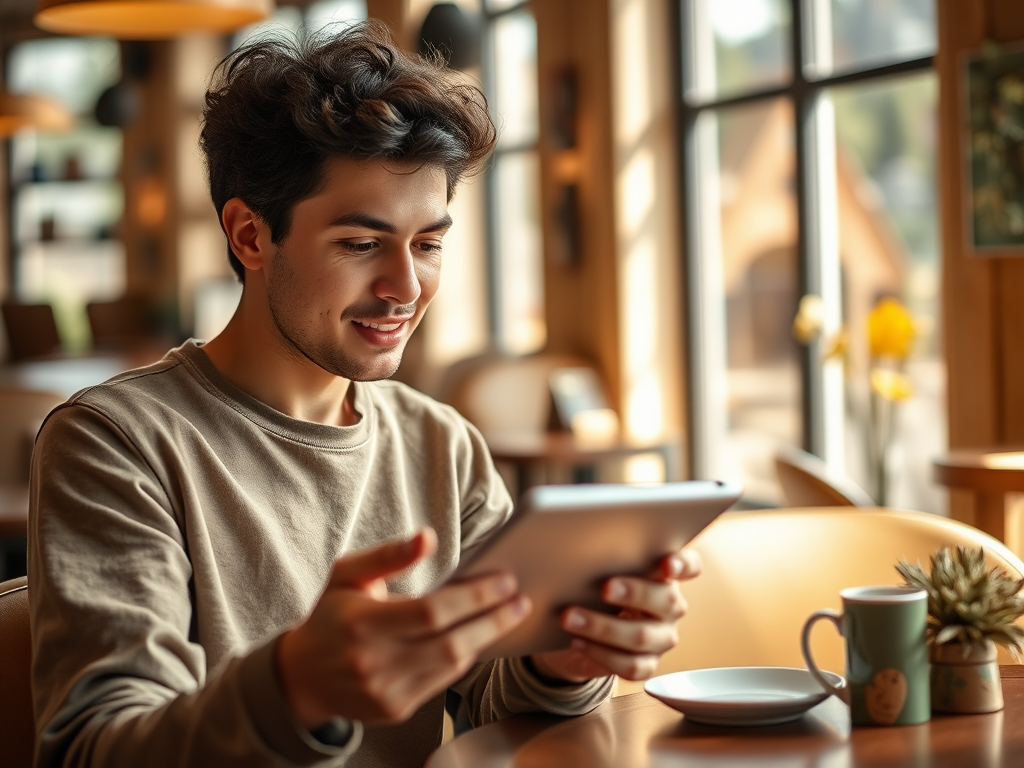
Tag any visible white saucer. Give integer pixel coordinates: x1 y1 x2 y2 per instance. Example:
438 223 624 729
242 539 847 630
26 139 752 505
644 666 845 726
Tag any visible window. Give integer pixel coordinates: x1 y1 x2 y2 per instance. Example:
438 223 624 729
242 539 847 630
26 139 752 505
481 0 545 354
679 0 940 510
232 0 367 46
6 37 122 352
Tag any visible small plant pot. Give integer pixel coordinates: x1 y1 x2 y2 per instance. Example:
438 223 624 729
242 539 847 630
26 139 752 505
930 640 1003 714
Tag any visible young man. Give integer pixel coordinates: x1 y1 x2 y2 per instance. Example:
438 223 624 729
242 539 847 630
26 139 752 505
28 22 700 767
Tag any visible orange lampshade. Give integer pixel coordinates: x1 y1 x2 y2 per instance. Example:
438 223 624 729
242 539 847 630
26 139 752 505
0 92 75 138
35 0 273 39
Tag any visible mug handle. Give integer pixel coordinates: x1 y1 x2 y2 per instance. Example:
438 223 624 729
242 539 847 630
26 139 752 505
801 609 850 705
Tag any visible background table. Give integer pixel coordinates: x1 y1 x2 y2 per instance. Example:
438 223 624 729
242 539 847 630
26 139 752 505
933 449 1024 551
482 430 680 496
427 667 1024 767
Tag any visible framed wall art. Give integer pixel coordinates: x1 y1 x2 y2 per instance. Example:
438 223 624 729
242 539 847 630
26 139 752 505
965 40 1024 254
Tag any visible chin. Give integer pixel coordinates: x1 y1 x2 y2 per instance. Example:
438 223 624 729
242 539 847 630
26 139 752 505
340 355 404 383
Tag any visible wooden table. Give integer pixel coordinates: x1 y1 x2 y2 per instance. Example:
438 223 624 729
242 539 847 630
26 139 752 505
0 345 169 399
427 667 1024 767
482 430 680 494
933 448 1024 549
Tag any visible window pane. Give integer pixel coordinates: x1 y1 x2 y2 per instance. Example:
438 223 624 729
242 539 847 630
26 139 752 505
8 38 119 116
830 73 942 512
491 9 538 148
305 0 367 34
824 0 936 76
493 151 545 354
7 38 124 352
691 0 791 102
485 0 528 12
717 99 801 504
233 6 303 47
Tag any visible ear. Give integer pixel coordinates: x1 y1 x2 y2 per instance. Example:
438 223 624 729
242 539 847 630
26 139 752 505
221 198 270 272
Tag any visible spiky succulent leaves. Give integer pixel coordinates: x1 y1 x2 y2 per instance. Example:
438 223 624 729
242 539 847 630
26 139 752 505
896 545 1024 659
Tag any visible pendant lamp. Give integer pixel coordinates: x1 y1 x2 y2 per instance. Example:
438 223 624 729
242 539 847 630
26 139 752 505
0 92 75 138
35 0 273 39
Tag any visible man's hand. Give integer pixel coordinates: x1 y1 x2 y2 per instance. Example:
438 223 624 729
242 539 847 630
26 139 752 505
529 548 702 684
276 529 531 729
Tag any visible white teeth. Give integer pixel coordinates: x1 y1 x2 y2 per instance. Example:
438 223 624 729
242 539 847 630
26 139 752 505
358 320 401 331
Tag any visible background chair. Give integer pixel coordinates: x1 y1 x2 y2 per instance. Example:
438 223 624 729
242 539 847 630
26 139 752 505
774 446 875 507
615 507 1024 695
85 295 154 351
0 575 33 768
436 350 596 434
0 302 62 363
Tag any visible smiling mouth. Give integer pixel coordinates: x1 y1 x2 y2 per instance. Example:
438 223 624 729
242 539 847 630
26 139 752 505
355 320 403 331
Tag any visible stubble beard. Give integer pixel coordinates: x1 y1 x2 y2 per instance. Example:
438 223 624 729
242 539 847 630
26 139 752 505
266 251 407 382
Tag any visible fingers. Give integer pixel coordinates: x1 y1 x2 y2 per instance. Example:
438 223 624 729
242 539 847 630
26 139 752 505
421 593 533 669
568 637 661 681
655 548 702 582
561 607 678 655
600 576 688 622
326 528 437 590
369 572 523 638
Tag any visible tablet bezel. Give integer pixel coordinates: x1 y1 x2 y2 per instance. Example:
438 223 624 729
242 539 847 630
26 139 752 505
447 480 741 661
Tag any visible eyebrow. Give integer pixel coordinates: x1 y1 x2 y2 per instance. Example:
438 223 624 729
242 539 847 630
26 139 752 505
328 212 453 235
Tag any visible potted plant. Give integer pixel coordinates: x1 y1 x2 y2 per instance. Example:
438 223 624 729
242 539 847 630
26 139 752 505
896 546 1024 713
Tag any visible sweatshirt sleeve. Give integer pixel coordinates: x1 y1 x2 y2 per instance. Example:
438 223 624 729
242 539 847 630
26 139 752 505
448 418 615 724
28 404 362 768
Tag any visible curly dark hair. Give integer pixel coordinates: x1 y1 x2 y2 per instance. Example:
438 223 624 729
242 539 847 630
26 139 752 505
200 20 497 281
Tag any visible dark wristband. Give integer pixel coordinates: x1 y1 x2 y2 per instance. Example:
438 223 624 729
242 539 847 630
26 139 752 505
309 718 355 747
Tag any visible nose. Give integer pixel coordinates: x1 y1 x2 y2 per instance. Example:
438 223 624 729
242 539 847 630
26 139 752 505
373 245 422 306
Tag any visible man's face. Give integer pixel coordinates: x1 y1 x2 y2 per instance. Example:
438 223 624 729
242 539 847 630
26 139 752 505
262 157 450 382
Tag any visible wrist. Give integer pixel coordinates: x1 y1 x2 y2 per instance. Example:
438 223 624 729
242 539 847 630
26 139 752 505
276 630 335 730
525 652 589 686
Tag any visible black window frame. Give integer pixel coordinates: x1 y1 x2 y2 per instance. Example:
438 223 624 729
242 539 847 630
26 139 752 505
673 0 936 480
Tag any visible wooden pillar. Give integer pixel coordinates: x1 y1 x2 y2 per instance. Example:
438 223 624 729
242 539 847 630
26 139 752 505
534 0 623 413
120 41 180 331
938 0 1024 523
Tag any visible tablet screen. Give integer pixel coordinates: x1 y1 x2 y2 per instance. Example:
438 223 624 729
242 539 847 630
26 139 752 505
448 480 741 660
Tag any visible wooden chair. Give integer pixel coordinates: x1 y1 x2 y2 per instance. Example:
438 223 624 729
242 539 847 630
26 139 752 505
86 295 153 351
0 302 62 363
0 576 33 767
437 351 595 434
774 446 875 507
615 507 1024 695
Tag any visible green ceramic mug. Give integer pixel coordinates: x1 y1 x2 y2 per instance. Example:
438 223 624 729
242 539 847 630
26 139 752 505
801 586 930 726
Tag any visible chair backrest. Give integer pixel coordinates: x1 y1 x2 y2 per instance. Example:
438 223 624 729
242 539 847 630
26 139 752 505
438 352 595 434
615 507 1024 696
0 576 33 767
0 389 65 487
774 447 875 507
86 296 153 351
1 303 61 363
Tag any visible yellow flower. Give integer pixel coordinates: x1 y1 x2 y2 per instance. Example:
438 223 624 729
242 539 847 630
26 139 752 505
792 294 824 344
870 368 914 401
867 298 915 360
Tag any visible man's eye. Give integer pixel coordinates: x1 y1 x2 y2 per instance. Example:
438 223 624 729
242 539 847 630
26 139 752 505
342 241 376 253
417 241 443 254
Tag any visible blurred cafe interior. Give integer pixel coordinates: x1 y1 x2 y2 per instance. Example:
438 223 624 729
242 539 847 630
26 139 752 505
0 0 1023 577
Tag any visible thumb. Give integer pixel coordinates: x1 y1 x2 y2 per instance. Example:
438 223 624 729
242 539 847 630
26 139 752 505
326 528 437 591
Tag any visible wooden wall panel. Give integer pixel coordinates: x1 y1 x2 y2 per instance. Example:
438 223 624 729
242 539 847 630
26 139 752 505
940 0 996 451
534 0 623 411
940 0 1024 520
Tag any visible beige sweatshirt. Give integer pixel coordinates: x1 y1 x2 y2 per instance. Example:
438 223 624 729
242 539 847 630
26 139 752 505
27 341 613 768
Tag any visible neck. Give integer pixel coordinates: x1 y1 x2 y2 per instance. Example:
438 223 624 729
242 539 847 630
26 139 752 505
202 285 358 427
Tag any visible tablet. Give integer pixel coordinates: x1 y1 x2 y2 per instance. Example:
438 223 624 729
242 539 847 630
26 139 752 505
447 480 741 660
